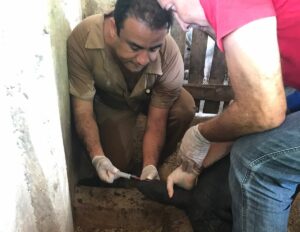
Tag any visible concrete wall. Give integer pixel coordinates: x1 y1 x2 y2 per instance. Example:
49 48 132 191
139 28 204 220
81 0 116 18
0 0 81 231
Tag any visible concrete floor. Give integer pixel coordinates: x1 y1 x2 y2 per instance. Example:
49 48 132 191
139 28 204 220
73 116 300 231
289 193 300 232
73 185 193 232
73 154 300 232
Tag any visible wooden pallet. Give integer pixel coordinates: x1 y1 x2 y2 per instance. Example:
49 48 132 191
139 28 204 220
171 21 234 114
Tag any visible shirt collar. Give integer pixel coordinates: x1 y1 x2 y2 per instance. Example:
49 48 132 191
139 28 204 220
144 54 163 76
85 14 163 76
85 14 105 49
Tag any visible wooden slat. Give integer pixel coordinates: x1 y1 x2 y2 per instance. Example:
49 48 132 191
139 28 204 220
184 84 234 102
202 100 220 114
189 30 208 84
203 44 227 113
171 27 233 114
170 20 186 58
223 101 230 110
208 44 227 84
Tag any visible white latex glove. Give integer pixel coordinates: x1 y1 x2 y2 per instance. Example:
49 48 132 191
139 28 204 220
92 156 119 183
166 125 210 198
140 165 160 180
167 165 198 198
178 124 210 173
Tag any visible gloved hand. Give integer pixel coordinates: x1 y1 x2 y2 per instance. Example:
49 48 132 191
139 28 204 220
166 124 210 197
92 155 119 183
167 165 198 198
140 165 160 180
178 124 210 173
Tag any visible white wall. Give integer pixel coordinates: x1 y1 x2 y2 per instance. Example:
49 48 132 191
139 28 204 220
0 0 81 231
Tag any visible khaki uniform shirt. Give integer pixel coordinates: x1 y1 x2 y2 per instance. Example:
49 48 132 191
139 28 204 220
67 14 184 123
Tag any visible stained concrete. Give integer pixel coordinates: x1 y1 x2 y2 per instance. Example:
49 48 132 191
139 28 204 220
73 185 193 232
72 115 300 231
81 0 116 18
73 153 300 232
289 193 300 232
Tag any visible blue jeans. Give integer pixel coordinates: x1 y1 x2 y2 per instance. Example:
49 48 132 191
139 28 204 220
229 111 300 232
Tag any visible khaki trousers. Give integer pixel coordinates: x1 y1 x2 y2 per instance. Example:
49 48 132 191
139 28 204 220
97 88 196 173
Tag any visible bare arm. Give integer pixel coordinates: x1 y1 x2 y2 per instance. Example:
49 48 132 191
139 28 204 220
142 105 169 167
166 17 287 191
202 141 233 168
201 16 286 142
71 96 104 158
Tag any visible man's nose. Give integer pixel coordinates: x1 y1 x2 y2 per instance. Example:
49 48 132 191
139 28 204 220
136 50 150 66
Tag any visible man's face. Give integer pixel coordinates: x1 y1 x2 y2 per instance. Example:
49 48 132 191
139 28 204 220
114 17 168 73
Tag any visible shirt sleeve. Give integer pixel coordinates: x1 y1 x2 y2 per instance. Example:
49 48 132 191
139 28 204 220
150 34 184 108
67 25 96 100
201 0 276 51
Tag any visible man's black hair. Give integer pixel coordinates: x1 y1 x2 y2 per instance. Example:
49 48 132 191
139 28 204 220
113 0 173 35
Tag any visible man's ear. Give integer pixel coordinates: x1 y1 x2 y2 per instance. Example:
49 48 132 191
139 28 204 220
108 17 118 39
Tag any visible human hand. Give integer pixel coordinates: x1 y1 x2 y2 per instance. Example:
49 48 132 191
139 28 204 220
166 165 198 198
92 156 119 183
178 124 210 171
140 165 160 180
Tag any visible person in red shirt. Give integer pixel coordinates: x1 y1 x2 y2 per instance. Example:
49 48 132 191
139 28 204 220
157 0 300 231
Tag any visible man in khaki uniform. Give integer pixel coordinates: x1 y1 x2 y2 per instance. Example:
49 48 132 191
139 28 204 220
67 0 195 183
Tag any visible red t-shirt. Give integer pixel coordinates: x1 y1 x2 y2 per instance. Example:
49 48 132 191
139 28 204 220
200 0 300 89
